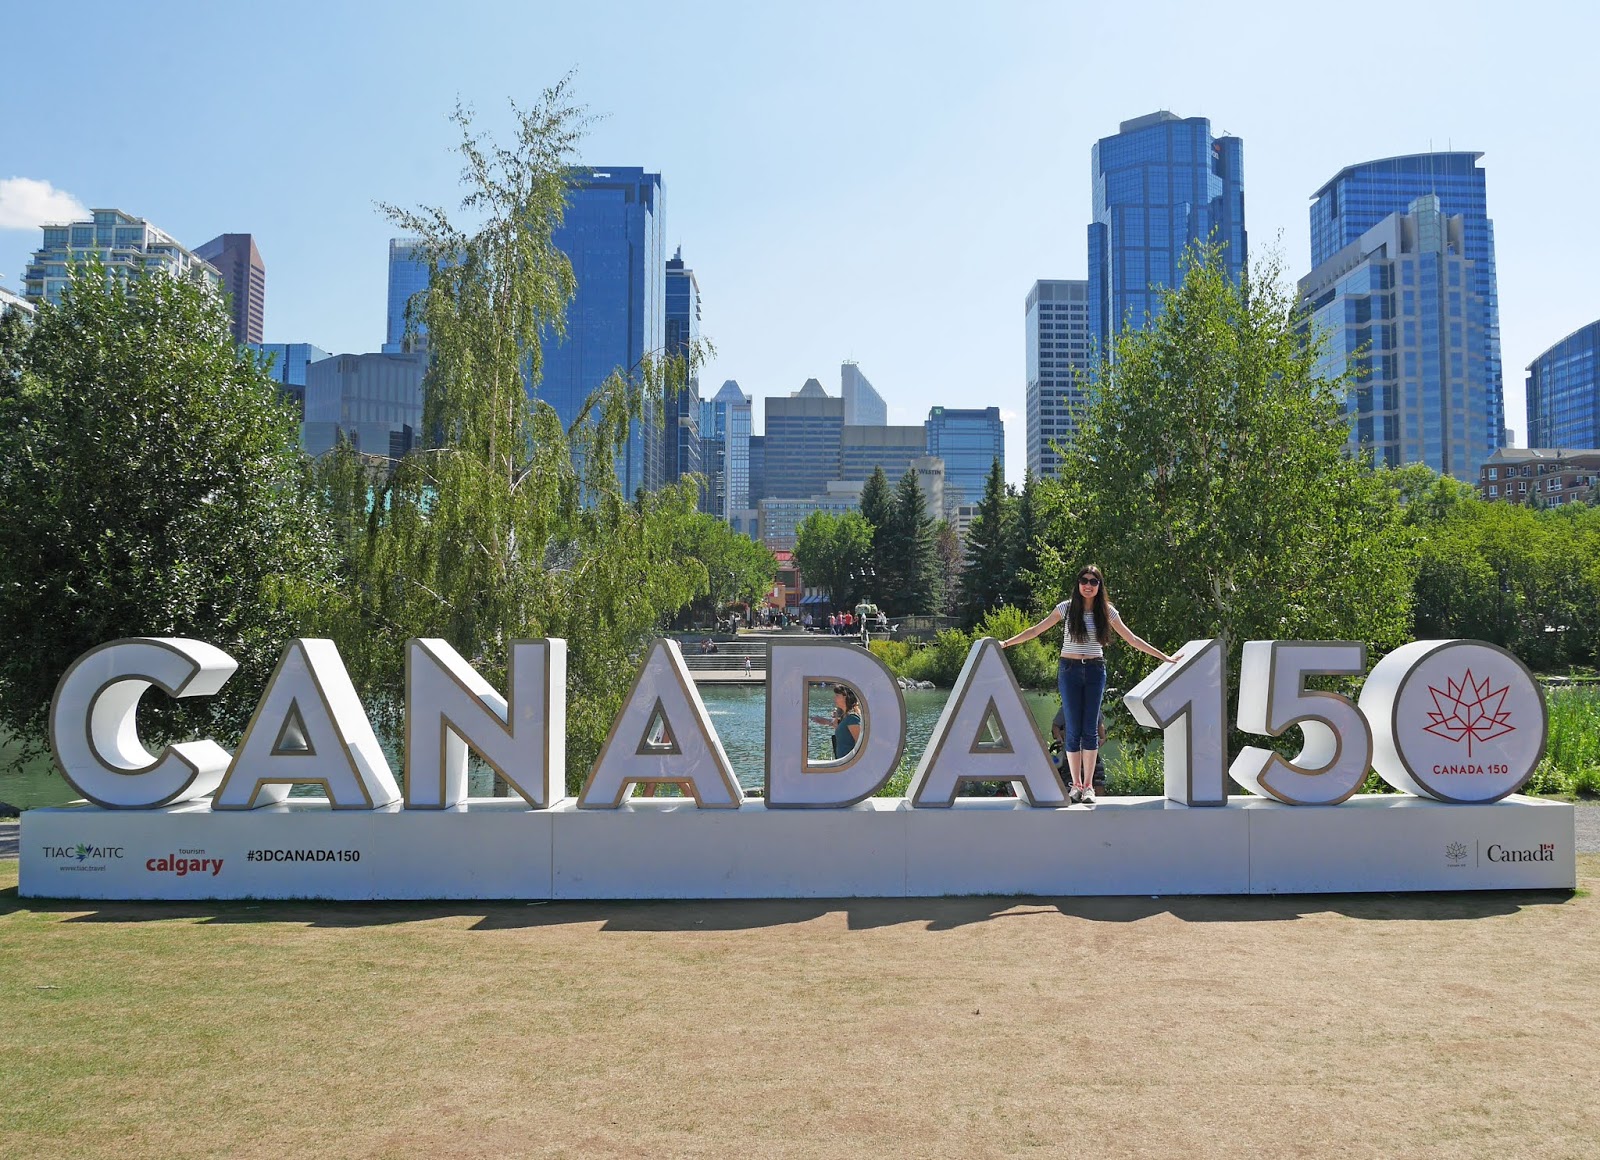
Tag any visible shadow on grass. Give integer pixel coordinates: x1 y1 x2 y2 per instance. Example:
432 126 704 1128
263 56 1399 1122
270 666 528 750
0 883 1580 932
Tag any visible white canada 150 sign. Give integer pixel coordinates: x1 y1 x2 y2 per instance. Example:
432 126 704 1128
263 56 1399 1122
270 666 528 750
48 634 1546 812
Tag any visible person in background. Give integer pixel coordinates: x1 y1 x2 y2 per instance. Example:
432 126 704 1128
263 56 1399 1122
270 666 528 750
1001 564 1173 805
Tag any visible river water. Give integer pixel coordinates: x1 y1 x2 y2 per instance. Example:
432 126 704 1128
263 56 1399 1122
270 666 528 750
0 684 1064 807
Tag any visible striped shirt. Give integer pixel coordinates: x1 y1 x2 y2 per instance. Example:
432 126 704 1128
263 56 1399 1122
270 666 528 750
1053 600 1121 659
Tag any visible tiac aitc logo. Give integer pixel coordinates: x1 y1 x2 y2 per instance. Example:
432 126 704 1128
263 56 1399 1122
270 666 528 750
1423 669 1515 758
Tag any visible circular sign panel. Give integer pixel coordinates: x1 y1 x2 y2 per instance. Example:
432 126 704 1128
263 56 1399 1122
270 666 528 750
1359 640 1547 803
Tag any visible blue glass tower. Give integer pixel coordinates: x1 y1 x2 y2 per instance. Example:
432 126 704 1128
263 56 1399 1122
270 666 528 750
664 247 701 486
924 406 1004 510
699 379 751 519
251 342 331 419
1526 321 1600 449
1087 111 1246 350
383 239 429 354
1299 195 1487 480
539 167 665 496
1309 153 1503 453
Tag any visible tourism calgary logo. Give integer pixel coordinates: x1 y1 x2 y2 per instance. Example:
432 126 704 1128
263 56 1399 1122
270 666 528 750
1422 669 1514 758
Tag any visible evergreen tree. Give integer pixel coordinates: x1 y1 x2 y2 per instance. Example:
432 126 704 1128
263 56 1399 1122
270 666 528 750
858 465 894 596
1006 469 1040 611
958 457 1012 625
881 469 937 614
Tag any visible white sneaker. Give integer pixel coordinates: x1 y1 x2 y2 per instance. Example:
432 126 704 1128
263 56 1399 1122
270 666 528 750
1080 787 1096 806
1068 786 1083 804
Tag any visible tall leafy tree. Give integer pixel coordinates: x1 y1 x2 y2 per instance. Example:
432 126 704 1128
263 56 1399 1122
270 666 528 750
1034 244 1414 698
329 83 714 789
858 464 894 595
958 457 1012 625
0 265 336 756
932 520 962 617
793 510 875 611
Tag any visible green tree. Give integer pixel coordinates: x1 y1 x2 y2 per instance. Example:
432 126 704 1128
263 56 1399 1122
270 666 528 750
0 303 29 385
932 520 962 617
793 510 875 610
670 515 778 627
1035 244 1414 703
328 83 714 790
958 457 1012 625
857 465 894 596
1006 470 1040 611
879 469 938 615
0 265 335 757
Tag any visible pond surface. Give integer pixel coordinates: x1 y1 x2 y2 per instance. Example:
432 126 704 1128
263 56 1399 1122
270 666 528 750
0 685 1067 807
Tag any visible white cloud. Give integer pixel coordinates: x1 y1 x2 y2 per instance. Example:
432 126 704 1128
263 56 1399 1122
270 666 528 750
0 178 89 230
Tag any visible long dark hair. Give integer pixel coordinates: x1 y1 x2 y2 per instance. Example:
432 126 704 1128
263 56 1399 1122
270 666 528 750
1067 564 1109 645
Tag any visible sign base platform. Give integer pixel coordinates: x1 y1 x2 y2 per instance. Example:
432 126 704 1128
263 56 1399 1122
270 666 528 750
19 795 1575 901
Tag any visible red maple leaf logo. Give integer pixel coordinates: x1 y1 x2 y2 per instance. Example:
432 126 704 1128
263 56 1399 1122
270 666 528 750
1422 669 1515 757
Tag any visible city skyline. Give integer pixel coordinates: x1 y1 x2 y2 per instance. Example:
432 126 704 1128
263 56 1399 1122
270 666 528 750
0 2 1594 483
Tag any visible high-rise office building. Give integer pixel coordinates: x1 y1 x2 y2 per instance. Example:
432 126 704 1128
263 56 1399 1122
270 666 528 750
764 378 845 499
1025 279 1092 478
1087 111 1245 350
1526 321 1600 449
664 247 702 486
23 208 220 306
384 239 429 354
841 361 887 426
925 406 1004 509
747 435 766 509
1299 195 1487 480
252 342 331 419
1310 152 1504 453
194 233 265 345
839 425 926 484
539 167 666 496
699 379 752 519
301 351 427 460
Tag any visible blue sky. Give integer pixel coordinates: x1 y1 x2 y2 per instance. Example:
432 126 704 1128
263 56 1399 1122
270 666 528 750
1 1 1593 480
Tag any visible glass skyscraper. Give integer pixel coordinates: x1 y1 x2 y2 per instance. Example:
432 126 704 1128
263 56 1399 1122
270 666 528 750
1309 153 1504 453
383 239 429 354
1299 195 1487 480
1087 111 1245 350
1025 279 1091 478
664 247 701 486
1526 321 1600 449
539 167 665 496
251 342 331 419
841 361 887 426
699 379 751 519
924 406 1003 510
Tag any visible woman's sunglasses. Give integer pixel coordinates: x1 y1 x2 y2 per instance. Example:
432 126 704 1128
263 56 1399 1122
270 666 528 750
1078 576 1101 588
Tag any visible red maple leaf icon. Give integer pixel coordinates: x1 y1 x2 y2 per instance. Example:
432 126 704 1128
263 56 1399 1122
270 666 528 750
1422 669 1515 757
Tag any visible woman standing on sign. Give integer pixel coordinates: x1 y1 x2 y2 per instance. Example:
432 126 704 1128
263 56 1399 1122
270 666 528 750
1001 565 1175 804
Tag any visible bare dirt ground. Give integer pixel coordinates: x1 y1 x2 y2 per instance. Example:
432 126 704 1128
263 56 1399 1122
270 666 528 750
3 856 1599 1159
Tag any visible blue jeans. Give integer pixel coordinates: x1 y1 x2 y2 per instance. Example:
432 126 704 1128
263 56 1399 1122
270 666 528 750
1058 658 1107 753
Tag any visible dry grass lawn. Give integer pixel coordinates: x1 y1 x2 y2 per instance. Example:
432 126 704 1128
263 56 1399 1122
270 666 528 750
3 858 1599 1159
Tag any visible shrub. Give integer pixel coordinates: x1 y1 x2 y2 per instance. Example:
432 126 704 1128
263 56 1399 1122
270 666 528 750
973 607 1055 689
1103 744 1164 796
